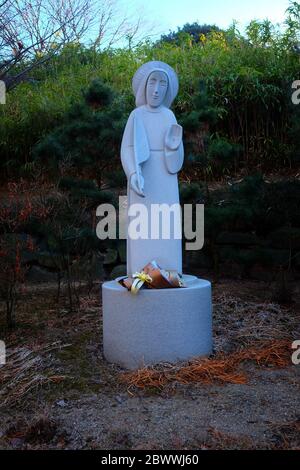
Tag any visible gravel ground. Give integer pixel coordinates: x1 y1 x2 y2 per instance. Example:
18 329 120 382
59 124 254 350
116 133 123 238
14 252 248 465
0 278 299 450
52 366 299 450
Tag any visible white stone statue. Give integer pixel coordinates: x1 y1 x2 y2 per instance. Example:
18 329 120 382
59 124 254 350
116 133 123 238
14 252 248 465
103 62 212 368
121 61 184 276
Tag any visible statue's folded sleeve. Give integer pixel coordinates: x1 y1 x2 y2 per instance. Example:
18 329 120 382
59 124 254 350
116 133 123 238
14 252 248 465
120 111 136 180
121 109 150 180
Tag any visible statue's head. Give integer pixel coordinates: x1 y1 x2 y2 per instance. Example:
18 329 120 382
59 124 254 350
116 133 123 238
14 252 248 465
132 61 179 109
146 70 168 108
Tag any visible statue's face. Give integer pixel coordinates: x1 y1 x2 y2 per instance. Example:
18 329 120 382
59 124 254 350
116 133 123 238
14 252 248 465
146 71 168 108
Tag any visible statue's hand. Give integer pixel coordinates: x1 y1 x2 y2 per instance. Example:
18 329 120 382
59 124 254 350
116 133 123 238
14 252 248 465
130 172 145 197
165 124 183 151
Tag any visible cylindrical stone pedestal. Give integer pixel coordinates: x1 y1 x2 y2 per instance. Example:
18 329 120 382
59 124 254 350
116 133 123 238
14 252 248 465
102 275 212 370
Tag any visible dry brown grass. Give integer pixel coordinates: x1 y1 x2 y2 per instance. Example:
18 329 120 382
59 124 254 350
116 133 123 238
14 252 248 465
0 342 70 407
269 420 300 450
200 427 257 450
4 415 57 444
213 294 300 352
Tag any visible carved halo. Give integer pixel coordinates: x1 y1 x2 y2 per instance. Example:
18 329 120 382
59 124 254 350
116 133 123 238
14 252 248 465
132 61 179 108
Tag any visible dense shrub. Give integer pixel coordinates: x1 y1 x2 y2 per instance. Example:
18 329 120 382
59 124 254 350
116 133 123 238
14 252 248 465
1 12 300 178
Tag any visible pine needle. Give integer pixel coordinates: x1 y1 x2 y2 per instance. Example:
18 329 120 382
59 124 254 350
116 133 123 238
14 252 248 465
120 339 292 393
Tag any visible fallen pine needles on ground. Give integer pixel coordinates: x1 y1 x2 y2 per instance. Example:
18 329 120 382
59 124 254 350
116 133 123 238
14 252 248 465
120 339 293 393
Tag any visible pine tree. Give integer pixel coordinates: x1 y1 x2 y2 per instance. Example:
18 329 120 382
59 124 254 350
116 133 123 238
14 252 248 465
33 79 126 190
180 81 241 179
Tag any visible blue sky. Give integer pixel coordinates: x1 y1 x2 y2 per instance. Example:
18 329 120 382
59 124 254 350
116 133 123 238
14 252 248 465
136 0 291 39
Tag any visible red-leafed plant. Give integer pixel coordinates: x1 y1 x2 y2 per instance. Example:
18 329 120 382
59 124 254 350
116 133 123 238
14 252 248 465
0 180 51 327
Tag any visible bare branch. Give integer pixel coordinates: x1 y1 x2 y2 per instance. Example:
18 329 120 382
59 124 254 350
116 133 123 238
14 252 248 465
0 0 157 89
